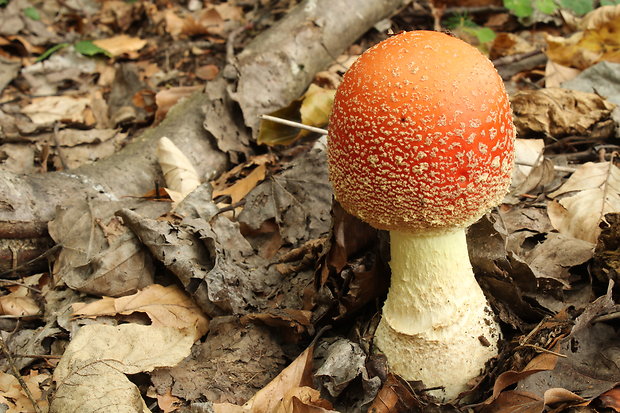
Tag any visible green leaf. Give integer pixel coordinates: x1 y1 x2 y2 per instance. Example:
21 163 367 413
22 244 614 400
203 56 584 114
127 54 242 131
503 0 534 17
0 0 9 6
74 40 112 58
534 0 558 14
23 6 40 20
601 0 620 5
35 43 69 62
471 27 497 43
559 0 593 15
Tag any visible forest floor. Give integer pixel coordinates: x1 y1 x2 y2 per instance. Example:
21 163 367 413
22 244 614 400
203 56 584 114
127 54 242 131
1 0 620 412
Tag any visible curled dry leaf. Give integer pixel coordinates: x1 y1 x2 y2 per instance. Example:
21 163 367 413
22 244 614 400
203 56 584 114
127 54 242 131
511 88 616 139
157 136 201 203
548 162 620 243
48 199 159 297
72 284 209 339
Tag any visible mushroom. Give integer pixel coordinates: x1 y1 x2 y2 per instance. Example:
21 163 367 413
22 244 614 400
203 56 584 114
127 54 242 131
327 31 515 401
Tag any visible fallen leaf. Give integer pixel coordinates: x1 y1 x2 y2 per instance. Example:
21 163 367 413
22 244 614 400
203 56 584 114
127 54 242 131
212 163 267 206
238 145 332 245
0 370 50 413
258 85 335 146
241 309 311 343
72 284 209 339
48 199 162 297
154 86 203 124
157 136 201 203
196 64 219 80
548 162 620 243
511 88 616 139
21 95 91 124
50 324 194 413
544 60 580 88
490 32 537 60
546 5 620 69
0 287 40 316
599 386 620 411
93 34 147 58
155 388 182 413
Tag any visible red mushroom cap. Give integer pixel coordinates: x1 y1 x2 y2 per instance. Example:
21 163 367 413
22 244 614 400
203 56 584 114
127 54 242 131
328 30 515 232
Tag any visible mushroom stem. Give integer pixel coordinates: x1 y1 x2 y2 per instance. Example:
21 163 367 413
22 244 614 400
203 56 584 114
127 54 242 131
374 228 500 401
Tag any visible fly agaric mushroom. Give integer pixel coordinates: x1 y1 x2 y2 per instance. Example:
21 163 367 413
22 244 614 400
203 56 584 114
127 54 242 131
327 31 515 401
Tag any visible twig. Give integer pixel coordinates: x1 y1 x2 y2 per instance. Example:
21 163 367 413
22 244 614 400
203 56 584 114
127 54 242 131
0 335 44 413
10 353 61 360
259 115 329 135
0 244 60 281
519 343 567 358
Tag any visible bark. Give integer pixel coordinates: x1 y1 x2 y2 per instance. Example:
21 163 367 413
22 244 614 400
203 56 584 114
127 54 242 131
234 0 412 134
0 0 412 231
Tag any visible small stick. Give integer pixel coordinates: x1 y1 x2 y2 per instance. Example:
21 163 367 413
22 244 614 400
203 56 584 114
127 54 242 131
0 335 44 413
259 115 576 173
259 115 328 135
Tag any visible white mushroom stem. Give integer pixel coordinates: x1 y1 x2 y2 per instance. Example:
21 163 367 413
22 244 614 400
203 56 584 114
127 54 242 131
374 228 500 402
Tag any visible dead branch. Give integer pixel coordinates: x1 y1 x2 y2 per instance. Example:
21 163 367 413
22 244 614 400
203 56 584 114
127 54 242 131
0 0 412 232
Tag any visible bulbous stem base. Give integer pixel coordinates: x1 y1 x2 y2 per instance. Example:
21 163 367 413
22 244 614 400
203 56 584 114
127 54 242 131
374 229 500 401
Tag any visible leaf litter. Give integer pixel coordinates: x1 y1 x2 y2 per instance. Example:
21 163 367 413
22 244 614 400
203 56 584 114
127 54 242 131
2 0 620 412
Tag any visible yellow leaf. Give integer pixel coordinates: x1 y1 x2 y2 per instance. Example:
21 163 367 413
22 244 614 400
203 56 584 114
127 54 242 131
258 85 335 146
546 5 620 69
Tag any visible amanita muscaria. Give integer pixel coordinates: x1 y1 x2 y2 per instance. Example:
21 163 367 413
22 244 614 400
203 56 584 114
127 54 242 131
327 30 515 401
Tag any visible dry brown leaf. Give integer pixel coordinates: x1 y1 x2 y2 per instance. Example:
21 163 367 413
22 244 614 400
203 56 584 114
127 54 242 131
164 10 185 38
544 61 581 88
511 88 616 138
93 34 147 58
490 32 537 60
0 287 40 317
210 154 274 209
51 324 194 413
154 86 203 124
157 136 201 204
599 386 620 411
299 84 335 136
491 352 559 399
212 163 267 205
72 284 209 339
481 390 543 413
21 95 91 124
196 64 219 81
0 371 49 413
155 388 182 413
273 387 336 413
548 162 620 243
